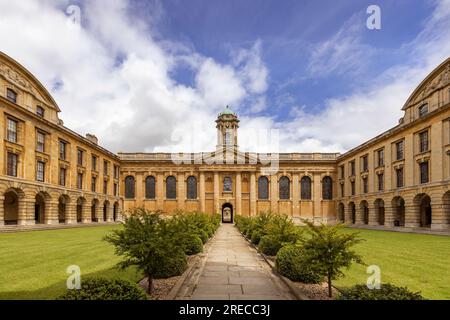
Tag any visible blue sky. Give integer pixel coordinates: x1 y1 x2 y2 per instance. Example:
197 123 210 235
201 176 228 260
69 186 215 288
0 0 449 153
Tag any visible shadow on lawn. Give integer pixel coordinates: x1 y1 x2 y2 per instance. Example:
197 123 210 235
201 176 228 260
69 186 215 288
0 266 142 300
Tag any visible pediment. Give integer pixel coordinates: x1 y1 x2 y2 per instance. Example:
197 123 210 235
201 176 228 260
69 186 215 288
403 57 450 110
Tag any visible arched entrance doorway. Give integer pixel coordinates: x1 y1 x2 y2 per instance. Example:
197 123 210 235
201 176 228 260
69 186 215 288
360 201 369 225
103 201 110 222
58 195 69 224
113 202 119 222
338 203 345 222
419 195 432 228
76 197 84 223
349 202 356 224
91 199 99 222
35 193 46 224
374 199 385 225
4 190 20 225
222 203 233 223
392 196 405 227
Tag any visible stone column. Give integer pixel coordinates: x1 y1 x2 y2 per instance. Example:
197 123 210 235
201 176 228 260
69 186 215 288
384 206 395 227
66 202 78 224
431 202 449 230
292 174 300 217
82 201 91 223
199 172 205 212
46 200 60 225
156 173 164 211
345 205 353 224
405 204 420 228
355 206 365 224
213 172 220 214
178 172 185 211
96 204 104 222
270 175 277 212
0 195 4 226
236 172 242 216
18 196 35 226
368 204 378 226
250 172 256 216
313 173 322 221
106 204 114 222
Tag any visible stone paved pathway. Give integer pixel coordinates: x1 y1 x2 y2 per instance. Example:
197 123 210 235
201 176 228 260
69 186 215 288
176 223 295 300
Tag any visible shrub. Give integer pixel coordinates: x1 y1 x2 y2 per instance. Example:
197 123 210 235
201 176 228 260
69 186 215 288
178 233 203 255
196 229 209 244
338 283 424 300
251 230 262 245
338 284 425 300
276 244 322 284
258 235 282 256
265 214 301 244
58 278 147 300
152 246 187 278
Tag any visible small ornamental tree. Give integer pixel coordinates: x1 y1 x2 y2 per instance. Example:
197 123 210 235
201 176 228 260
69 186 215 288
300 220 365 298
104 208 187 294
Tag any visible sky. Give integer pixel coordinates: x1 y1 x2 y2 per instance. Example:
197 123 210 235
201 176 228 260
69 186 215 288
0 0 450 154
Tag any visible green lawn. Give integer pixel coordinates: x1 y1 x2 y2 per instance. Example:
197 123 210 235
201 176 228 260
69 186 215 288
0 226 141 300
334 228 450 300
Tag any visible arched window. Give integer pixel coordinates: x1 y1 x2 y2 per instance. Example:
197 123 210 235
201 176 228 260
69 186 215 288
279 176 290 200
125 176 135 199
166 176 176 199
187 176 197 200
258 176 269 200
322 176 333 200
301 176 312 200
223 176 232 192
145 176 156 199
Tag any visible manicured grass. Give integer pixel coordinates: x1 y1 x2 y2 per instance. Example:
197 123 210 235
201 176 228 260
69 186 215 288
334 228 450 300
0 226 141 300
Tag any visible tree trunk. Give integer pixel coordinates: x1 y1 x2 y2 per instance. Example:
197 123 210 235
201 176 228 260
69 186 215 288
327 272 332 298
147 276 153 294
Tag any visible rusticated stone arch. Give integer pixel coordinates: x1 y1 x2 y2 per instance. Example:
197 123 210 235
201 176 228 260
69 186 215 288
359 200 369 225
392 196 405 227
338 202 345 222
348 201 356 224
374 198 385 225
413 193 432 228
3 187 25 225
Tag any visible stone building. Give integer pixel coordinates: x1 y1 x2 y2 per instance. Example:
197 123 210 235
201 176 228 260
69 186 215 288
0 51 449 231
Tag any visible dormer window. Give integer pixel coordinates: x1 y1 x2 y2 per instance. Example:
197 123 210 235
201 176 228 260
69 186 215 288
419 104 428 117
36 106 45 117
6 89 17 103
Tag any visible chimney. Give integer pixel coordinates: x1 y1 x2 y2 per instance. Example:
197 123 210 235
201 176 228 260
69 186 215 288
86 133 98 145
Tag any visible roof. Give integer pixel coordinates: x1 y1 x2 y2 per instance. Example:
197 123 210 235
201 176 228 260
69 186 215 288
218 105 237 117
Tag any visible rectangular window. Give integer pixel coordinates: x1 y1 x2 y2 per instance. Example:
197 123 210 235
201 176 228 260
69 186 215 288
6 89 17 103
340 183 344 197
419 131 429 153
59 141 67 160
77 149 84 166
36 161 45 182
91 176 97 192
77 173 83 190
59 167 66 186
351 181 355 196
361 155 368 172
396 140 404 160
362 177 368 193
419 104 428 117
377 149 384 167
396 168 404 188
340 165 345 179
114 183 118 196
103 180 108 195
114 165 119 179
36 131 45 152
378 173 384 191
103 161 109 176
350 161 355 176
7 119 18 143
36 106 45 117
420 161 429 184
7 152 18 176
92 156 97 171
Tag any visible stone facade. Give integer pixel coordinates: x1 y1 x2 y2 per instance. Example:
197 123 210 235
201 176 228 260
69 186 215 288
1 51 449 231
